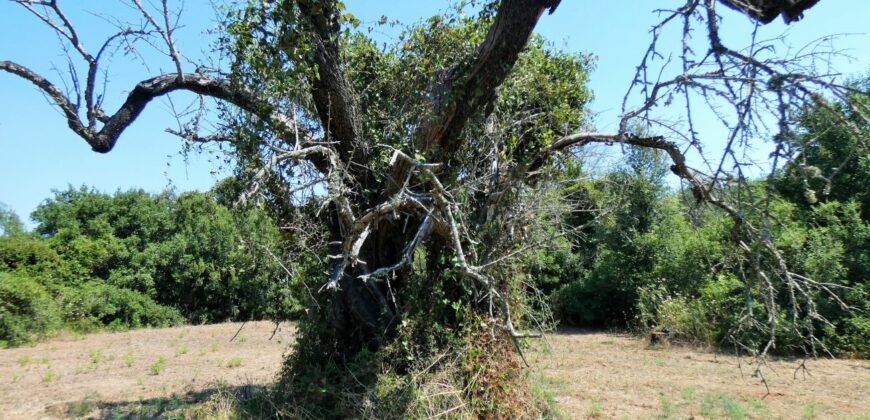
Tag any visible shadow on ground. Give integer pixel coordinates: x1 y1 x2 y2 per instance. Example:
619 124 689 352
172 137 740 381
54 383 269 419
549 327 634 337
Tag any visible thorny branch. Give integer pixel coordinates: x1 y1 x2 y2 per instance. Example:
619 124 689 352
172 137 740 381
130 0 185 80
573 0 867 366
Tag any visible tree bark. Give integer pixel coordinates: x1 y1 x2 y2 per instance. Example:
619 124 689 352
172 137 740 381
719 0 820 24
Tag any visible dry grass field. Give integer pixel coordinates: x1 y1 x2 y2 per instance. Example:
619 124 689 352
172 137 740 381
0 322 295 419
531 331 869 419
0 323 867 419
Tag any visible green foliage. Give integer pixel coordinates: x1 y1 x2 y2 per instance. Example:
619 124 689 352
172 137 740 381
146 192 275 322
551 147 679 327
636 275 743 347
31 186 297 323
541 87 868 356
148 356 167 375
0 183 300 347
56 280 182 332
0 272 62 347
775 78 870 217
796 201 870 357
0 202 24 237
0 267 180 346
0 234 61 274
548 174 867 355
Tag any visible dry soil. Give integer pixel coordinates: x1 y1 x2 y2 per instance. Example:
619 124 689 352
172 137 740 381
0 323 867 419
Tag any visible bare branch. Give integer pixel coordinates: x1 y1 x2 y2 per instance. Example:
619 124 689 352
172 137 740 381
130 0 185 80
1 61 311 154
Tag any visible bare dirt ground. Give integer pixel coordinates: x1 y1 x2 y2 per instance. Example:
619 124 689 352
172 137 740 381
530 330 870 419
0 322 295 419
0 324 867 419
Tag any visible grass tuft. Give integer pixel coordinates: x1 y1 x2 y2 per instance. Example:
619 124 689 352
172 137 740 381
148 356 167 375
720 395 745 420
88 349 102 367
42 367 58 383
123 351 135 368
16 355 31 367
589 396 604 418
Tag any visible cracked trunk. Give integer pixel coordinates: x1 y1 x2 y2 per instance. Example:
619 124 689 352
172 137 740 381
325 213 415 353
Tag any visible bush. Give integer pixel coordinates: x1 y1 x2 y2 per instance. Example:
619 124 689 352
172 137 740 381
826 314 870 358
636 283 720 347
0 235 61 273
551 248 652 328
0 186 306 347
29 187 298 325
56 281 182 332
0 273 63 347
0 271 180 346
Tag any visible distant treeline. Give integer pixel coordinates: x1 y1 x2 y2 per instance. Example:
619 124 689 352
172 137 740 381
0 184 305 347
534 93 868 358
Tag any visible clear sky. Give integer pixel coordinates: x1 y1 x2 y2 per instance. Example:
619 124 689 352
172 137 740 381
1 1 868 226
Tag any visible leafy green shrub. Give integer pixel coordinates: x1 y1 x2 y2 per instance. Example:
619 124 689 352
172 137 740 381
551 247 653 328
0 273 62 347
30 187 299 325
0 235 61 273
552 277 605 327
825 314 870 358
148 356 167 375
637 284 717 346
57 281 182 331
0 186 306 347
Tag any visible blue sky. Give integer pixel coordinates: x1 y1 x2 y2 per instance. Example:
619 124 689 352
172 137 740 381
1 1 868 226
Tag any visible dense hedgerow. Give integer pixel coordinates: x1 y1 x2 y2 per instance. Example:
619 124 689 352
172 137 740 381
0 184 300 347
541 86 869 357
